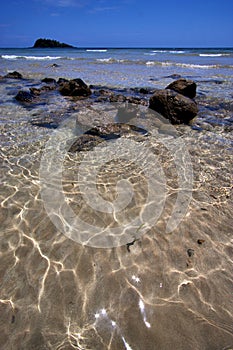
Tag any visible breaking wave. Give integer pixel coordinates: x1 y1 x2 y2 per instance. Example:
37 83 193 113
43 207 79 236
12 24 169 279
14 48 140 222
1 55 62 60
199 53 229 57
86 49 108 52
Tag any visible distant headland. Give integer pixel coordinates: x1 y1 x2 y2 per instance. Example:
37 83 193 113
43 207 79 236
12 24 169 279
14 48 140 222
32 38 75 48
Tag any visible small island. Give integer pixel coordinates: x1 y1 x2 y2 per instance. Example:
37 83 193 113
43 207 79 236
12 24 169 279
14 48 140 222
33 38 75 48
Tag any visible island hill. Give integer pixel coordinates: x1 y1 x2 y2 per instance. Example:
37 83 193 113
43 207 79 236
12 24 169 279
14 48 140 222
32 38 75 48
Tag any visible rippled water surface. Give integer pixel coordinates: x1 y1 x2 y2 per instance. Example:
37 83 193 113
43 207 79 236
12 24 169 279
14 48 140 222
0 48 233 349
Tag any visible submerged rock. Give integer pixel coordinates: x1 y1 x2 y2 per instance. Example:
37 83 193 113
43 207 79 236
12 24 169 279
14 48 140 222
166 78 196 98
69 134 103 152
165 74 182 79
69 123 148 152
85 123 148 140
149 89 198 124
31 116 60 128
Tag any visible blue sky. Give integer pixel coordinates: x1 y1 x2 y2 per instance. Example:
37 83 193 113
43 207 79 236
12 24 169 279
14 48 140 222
0 0 232 47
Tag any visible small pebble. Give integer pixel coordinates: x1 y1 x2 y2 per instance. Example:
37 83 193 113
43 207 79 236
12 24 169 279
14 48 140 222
187 249 195 257
197 239 205 245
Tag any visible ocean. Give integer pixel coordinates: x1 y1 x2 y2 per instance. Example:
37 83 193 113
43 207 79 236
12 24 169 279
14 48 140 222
0 47 233 349
1 47 233 94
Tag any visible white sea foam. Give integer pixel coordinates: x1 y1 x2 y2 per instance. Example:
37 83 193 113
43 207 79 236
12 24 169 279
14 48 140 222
146 61 156 65
2 55 62 60
96 57 114 63
199 53 227 57
169 50 185 54
151 50 185 54
152 50 167 53
145 60 220 69
177 63 218 69
96 57 128 63
86 49 107 52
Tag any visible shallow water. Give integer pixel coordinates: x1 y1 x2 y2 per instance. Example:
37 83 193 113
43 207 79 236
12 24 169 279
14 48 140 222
0 48 233 349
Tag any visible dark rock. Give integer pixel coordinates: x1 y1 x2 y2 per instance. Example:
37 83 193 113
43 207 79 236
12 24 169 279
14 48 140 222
5 71 23 79
69 134 103 152
29 88 41 96
29 85 56 96
41 77 57 84
98 89 112 96
57 78 69 84
139 88 150 94
109 94 127 103
33 38 74 48
59 79 91 97
69 123 148 153
130 87 154 94
166 78 196 98
187 249 195 257
31 118 59 129
149 89 198 124
165 74 182 79
31 113 63 128
85 123 148 140
127 96 146 105
96 91 146 105
40 84 57 91
15 90 35 102
197 239 205 245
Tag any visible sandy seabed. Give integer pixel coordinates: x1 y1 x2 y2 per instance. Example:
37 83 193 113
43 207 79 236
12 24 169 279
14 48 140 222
0 77 232 350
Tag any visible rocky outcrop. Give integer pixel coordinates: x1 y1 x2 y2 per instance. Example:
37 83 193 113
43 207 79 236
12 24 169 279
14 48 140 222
33 38 74 48
149 89 198 124
12 74 199 126
58 78 91 97
166 78 196 98
5 71 23 79
14 77 92 105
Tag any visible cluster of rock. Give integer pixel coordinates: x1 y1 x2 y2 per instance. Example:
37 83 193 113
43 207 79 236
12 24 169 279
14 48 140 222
14 76 92 103
149 79 198 124
3 71 198 125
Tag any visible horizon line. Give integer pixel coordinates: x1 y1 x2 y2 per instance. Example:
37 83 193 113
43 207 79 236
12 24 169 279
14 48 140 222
0 46 232 49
